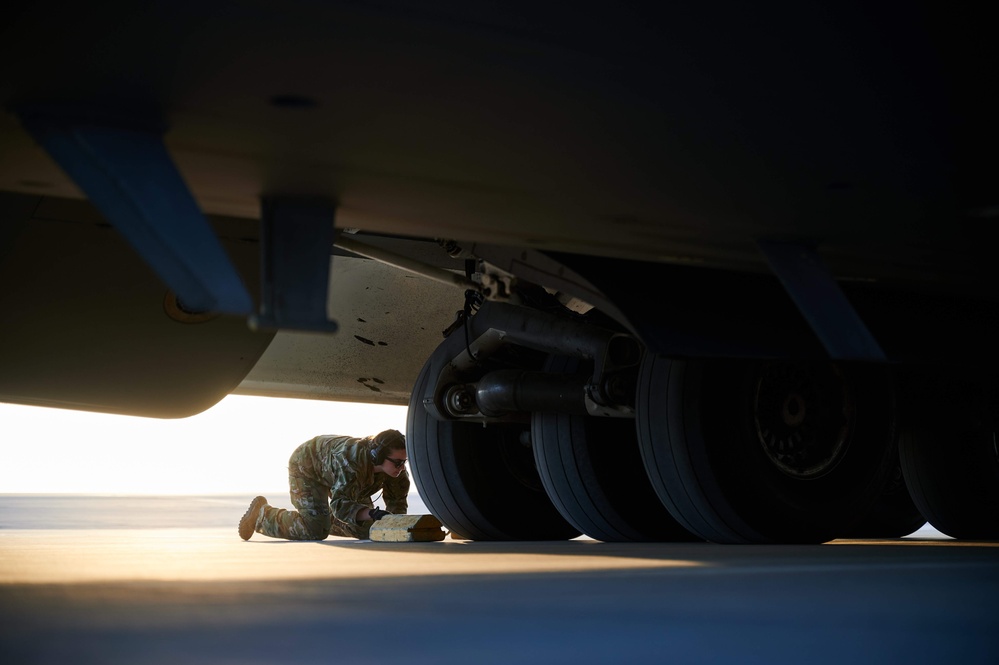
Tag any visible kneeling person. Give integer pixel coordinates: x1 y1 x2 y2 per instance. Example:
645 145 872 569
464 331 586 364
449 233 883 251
239 429 409 541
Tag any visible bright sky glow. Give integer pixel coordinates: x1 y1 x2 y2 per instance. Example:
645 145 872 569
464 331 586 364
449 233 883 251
0 396 407 495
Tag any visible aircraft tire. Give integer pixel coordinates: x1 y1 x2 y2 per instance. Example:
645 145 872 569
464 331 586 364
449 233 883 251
898 370 999 540
636 355 896 543
840 460 926 538
531 355 698 542
406 339 580 541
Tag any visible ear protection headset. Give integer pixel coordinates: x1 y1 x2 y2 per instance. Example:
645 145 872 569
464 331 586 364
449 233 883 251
370 429 405 465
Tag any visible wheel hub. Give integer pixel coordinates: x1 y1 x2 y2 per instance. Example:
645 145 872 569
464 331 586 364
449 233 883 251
782 393 806 427
753 363 855 479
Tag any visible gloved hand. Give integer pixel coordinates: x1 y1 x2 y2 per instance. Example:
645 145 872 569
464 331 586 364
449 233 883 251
369 507 391 521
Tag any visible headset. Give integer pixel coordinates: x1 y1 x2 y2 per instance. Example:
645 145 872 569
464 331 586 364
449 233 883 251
370 429 406 465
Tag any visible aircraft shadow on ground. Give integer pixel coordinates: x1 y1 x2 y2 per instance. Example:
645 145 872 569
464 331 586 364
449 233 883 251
308 536 999 561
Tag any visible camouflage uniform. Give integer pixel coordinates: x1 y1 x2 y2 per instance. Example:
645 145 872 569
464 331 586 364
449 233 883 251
254 434 409 540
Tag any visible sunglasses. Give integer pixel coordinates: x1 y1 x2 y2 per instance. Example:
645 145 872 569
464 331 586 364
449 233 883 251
386 456 407 469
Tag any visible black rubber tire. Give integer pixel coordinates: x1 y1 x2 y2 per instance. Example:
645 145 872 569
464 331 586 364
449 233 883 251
841 460 926 538
898 369 999 540
636 355 896 544
532 355 699 542
406 338 580 541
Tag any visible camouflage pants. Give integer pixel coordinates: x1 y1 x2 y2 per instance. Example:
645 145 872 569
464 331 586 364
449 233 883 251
255 475 371 540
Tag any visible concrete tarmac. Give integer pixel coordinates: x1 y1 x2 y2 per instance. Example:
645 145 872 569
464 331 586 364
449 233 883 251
1 527 998 664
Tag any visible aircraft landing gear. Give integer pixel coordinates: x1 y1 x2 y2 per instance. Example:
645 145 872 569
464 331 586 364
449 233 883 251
635 355 897 543
899 369 999 540
841 460 925 539
406 333 580 541
531 355 698 542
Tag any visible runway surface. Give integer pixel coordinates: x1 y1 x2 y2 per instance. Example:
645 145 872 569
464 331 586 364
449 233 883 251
2 516 997 665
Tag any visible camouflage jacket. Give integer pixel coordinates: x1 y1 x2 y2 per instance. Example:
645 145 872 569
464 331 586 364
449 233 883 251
288 434 410 528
